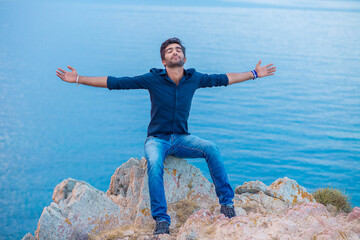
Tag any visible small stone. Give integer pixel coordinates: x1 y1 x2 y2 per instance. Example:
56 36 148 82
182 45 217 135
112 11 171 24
235 180 267 194
137 235 150 240
123 230 135 236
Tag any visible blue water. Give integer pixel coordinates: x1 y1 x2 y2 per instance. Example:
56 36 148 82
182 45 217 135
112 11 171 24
1 0 359 239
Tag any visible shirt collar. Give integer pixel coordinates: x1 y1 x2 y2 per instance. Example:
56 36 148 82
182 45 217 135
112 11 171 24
155 68 194 78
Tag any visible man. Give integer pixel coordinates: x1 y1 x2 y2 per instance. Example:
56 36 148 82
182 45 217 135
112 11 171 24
56 37 276 235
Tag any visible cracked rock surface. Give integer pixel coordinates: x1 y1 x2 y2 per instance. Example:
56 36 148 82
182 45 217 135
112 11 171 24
22 157 360 240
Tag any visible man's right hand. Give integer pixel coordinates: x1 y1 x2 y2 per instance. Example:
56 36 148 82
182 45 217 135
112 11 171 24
56 65 78 83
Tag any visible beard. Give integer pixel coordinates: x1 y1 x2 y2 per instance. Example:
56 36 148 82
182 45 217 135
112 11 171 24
166 56 185 68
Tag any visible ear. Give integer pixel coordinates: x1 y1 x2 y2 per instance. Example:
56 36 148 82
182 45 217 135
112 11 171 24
162 59 166 67
184 57 187 64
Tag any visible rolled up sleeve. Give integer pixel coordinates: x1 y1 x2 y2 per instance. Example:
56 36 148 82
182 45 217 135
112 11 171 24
198 73 229 88
107 73 151 90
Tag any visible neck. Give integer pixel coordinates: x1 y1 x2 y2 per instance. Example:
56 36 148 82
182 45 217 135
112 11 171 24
165 66 184 85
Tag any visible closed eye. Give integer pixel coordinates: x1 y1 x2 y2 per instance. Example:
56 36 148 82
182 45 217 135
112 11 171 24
166 46 182 53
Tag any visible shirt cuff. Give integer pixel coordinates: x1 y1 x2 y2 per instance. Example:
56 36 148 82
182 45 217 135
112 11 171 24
107 76 114 90
223 74 229 86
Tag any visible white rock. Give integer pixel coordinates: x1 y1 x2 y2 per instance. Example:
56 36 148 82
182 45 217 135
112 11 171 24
21 233 36 240
107 156 218 226
266 177 315 206
234 191 288 214
35 179 128 239
235 180 267 194
123 230 135 236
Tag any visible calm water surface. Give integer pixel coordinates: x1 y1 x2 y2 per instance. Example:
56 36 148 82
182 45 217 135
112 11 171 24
0 1 359 239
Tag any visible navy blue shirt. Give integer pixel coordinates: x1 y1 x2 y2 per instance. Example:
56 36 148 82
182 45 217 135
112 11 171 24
107 68 229 137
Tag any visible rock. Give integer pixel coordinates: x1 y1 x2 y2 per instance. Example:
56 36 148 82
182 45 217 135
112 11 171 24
21 157 360 240
177 203 360 240
234 177 315 209
235 180 267 194
266 177 315 206
233 177 314 214
137 236 150 240
34 179 128 240
21 233 36 240
52 178 86 204
234 191 288 215
106 156 218 227
326 204 338 217
347 207 360 221
343 207 360 236
123 230 134 236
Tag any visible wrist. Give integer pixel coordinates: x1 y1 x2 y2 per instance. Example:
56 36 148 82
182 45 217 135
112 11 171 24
251 70 258 80
76 75 80 86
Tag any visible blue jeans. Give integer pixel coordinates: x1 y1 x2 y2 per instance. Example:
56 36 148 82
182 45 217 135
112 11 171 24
144 134 234 225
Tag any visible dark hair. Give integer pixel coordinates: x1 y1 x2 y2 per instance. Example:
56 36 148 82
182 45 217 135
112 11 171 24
160 37 186 60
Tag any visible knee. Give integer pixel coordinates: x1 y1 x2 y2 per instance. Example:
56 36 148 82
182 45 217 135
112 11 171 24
203 140 220 156
146 154 164 173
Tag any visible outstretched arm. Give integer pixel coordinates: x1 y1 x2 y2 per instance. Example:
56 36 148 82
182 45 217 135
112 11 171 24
227 60 276 85
56 65 107 88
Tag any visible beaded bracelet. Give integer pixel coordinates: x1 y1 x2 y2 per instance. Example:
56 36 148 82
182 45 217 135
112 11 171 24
251 70 258 80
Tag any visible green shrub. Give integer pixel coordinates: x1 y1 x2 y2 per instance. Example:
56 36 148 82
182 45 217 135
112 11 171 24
312 186 352 213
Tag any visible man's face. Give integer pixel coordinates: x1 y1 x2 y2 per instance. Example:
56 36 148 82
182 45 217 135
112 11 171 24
162 43 186 68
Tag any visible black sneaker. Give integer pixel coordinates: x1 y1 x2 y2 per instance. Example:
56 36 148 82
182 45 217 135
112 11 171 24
153 221 170 235
220 204 236 218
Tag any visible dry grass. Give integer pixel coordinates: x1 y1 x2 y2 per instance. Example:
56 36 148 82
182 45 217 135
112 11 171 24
209 204 219 215
88 196 202 239
88 223 155 240
174 199 200 228
312 186 352 213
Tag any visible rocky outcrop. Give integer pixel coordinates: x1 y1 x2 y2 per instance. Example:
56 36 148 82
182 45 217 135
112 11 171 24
177 203 360 240
235 177 315 206
21 233 36 240
22 157 360 240
233 177 315 215
33 179 127 240
106 156 217 227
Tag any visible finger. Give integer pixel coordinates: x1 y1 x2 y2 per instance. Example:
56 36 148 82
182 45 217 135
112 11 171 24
68 65 75 71
265 63 274 68
257 59 262 66
56 73 63 79
58 68 66 74
56 70 63 75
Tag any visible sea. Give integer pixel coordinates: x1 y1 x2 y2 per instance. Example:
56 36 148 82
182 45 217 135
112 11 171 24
0 0 359 238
